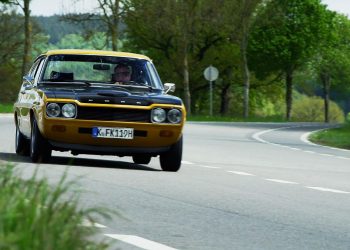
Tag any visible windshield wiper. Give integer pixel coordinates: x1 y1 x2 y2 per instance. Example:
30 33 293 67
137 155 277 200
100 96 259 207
42 80 91 86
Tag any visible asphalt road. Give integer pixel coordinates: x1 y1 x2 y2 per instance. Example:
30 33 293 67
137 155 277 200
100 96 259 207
1 114 350 250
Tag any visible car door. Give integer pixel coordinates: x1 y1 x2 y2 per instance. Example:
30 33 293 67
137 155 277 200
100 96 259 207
18 57 45 137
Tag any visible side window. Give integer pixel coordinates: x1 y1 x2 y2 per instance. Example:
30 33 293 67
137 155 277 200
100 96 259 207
33 58 46 84
28 60 40 78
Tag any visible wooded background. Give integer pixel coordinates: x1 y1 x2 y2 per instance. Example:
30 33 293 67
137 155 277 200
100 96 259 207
0 0 349 122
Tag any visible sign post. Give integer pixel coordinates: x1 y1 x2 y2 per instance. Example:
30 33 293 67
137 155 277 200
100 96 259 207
204 65 219 116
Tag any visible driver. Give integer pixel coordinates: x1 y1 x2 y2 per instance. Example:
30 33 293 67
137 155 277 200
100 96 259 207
113 63 132 83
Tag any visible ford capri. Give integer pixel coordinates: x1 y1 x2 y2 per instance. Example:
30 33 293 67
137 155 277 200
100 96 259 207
14 49 186 171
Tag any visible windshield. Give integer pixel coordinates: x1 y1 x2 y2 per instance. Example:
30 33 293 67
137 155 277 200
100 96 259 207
41 54 163 89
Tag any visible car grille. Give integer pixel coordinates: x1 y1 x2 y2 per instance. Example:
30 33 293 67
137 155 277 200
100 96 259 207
76 107 151 122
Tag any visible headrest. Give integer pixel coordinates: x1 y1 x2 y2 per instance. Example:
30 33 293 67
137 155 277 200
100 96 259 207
50 71 74 81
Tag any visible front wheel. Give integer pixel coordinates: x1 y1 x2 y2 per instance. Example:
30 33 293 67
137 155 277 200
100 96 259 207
15 125 30 156
30 117 52 163
160 136 183 172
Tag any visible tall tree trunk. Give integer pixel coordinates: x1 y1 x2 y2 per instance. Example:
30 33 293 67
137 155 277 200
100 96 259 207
21 0 31 76
285 69 293 121
183 51 191 115
98 0 119 51
321 72 331 123
220 68 233 115
220 83 231 115
111 0 119 51
241 29 250 119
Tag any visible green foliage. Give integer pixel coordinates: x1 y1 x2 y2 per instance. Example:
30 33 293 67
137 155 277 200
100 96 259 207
0 63 21 103
0 165 110 250
0 103 13 113
55 33 108 50
188 114 285 122
291 95 344 122
124 0 236 114
1 1 350 118
34 15 106 44
309 123 350 149
249 0 331 76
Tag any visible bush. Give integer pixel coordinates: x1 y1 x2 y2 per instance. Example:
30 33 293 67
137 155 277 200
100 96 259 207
0 164 110 250
291 96 344 122
0 63 21 103
346 112 350 123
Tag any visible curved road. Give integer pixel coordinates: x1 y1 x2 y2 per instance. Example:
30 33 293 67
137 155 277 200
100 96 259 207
1 115 350 250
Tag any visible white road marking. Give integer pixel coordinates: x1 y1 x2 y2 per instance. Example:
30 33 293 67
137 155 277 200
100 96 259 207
300 131 314 145
265 179 299 184
181 161 194 165
319 153 333 157
305 187 350 194
300 130 350 152
81 219 107 228
105 234 178 250
197 165 221 169
252 127 286 144
227 171 255 176
253 126 350 160
336 156 350 160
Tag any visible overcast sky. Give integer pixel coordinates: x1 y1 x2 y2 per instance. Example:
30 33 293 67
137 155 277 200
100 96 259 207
30 0 99 16
30 0 350 17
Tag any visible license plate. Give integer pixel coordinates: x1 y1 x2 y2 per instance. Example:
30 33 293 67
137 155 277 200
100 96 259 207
92 127 134 139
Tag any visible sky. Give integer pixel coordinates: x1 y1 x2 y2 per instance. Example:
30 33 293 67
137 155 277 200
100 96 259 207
30 0 99 16
321 0 350 16
29 0 350 17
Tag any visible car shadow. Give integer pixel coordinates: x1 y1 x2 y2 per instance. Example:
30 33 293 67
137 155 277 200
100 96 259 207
0 152 160 172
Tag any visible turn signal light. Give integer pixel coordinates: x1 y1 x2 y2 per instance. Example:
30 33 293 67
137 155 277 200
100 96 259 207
52 125 66 132
159 130 173 137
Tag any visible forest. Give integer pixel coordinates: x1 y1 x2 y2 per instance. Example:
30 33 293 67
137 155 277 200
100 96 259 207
0 0 350 122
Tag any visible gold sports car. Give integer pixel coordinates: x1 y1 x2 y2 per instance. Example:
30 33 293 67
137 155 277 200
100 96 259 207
14 49 186 171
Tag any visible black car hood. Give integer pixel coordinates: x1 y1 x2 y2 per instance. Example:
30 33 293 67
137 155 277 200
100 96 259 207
39 85 183 106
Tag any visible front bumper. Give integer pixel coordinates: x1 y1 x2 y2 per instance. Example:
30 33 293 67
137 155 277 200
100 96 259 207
39 117 183 148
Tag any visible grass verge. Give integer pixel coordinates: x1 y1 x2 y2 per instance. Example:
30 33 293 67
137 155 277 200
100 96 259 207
309 123 350 150
0 103 13 113
0 164 110 250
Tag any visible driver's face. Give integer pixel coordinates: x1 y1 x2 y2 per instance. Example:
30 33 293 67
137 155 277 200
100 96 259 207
114 66 131 82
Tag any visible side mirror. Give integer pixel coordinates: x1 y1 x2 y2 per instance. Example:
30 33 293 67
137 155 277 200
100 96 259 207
23 75 34 84
164 83 175 94
21 76 34 93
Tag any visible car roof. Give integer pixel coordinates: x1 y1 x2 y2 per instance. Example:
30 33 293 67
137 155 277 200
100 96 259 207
41 49 151 61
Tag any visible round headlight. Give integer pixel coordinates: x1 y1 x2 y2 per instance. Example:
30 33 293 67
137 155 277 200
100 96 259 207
167 109 182 123
46 103 60 117
151 108 166 123
61 103 76 118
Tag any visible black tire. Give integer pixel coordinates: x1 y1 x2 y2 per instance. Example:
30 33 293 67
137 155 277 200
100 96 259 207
132 155 152 165
160 136 183 172
30 117 52 163
15 124 30 156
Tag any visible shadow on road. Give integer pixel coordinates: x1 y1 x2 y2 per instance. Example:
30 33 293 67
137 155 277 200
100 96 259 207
0 152 160 172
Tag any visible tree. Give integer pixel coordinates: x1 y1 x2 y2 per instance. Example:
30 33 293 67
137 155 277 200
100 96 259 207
5 0 32 76
314 13 350 122
249 0 331 120
125 0 228 115
63 0 126 51
224 0 262 118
